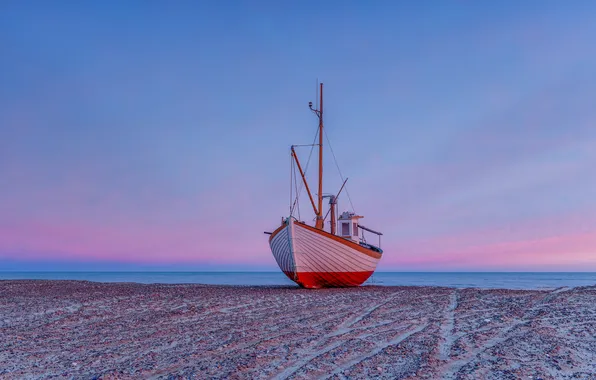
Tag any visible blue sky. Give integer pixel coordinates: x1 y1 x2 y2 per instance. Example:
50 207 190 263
1 1 596 271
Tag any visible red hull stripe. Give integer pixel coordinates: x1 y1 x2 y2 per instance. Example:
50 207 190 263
283 271 374 289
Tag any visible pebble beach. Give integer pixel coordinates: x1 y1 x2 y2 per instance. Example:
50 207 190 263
1 280 595 379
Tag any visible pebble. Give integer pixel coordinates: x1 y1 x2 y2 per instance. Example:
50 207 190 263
1 280 594 379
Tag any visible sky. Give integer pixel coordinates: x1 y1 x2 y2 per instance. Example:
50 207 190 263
1 1 595 271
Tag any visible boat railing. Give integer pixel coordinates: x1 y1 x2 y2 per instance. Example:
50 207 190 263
358 224 382 249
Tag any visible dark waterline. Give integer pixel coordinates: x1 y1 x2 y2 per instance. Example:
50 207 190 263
1 271 596 290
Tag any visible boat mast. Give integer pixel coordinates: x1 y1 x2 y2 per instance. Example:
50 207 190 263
316 83 324 229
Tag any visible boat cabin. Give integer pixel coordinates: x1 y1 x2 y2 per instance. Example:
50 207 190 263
338 211 363 242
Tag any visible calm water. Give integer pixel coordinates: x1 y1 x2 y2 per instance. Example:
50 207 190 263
1 272 595 290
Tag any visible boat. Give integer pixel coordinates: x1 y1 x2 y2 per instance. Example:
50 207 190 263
265 83 384 289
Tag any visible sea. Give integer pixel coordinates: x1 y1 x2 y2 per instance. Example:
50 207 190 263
1 272 595 290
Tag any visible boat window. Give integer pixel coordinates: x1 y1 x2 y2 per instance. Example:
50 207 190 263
353 222 358 236
342 223 349 236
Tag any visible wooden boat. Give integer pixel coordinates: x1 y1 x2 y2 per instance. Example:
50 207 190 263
265 83 383 289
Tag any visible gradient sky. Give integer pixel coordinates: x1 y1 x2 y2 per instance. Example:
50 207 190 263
1 1 596 271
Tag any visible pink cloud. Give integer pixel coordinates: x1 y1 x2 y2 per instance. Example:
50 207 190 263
381 226 596 271
0 219 271 265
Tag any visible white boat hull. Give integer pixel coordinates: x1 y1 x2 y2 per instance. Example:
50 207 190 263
269 218 382 288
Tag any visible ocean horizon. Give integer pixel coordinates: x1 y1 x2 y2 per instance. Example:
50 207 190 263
1 271 596 290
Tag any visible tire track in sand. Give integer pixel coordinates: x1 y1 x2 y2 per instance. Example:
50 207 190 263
275 290 403 379
441 288 566 379
438 289 458 361
323 323 429 379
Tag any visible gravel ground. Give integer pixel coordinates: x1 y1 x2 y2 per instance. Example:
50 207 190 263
1 280 595 379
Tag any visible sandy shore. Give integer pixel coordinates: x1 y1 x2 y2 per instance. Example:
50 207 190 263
1 281 595 379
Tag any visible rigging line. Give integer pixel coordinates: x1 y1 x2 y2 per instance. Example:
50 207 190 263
296 183 301 221
290 147 307 219
290 150 298 216
290 159 300 216
301 127 319 175
294 156 301 221
289 149 293 216
290 197 298 217
293 125 320 211
323 127 356 213
323 205 331 221
290 154 295 216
